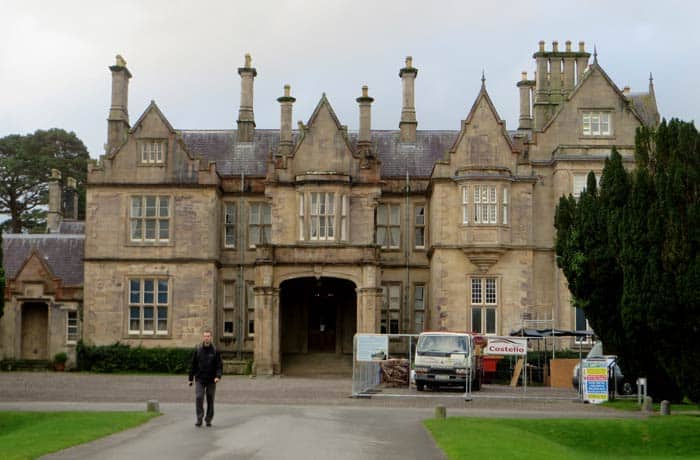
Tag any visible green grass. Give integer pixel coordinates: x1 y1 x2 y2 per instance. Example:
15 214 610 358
425 416 700 459
604 399 700 412
0 411 159 460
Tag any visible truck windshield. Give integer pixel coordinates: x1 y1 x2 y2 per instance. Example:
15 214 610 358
417 335 469 355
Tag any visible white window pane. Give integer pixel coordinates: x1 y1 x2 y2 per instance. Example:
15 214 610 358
250 226 260 245
390 228 400 247
145 197 157 217
327 194 334 214
390 205 400 225
159 219 169 240
327 216 334 238
376 227 386 246
250 204 259 224
262 205 271 224
131 219 142 240
263 226 271 244
131 198 142 217
414 311 424 333
145 220 156 239
377 205 387 225
159 197 169 217
415 206 424 225
471 279 482 304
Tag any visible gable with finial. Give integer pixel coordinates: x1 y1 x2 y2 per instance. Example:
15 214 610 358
289 94 358 178
446 77 516 172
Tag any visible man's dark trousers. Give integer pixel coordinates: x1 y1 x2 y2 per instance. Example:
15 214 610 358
195 380 216 423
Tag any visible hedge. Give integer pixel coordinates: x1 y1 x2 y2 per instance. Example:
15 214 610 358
76 341 192 374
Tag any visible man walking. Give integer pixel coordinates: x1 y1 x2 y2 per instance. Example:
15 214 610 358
188 329 223 427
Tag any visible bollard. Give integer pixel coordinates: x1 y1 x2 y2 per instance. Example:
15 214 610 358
146 399 160 413
434 405 446 419
660 400 670 416
642 396 653 412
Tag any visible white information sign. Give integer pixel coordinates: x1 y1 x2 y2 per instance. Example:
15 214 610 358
356 334 389 362
484 338 527 356
583 358 609 404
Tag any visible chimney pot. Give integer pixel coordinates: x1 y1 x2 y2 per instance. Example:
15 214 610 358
245 53 252 67
406 56 413 68
565 40 572 52
552 41 559 52
284 84 290 97
521 71 528 81
579 41 585 53
539 40 545 52
623 86 631 95
362 85 368 97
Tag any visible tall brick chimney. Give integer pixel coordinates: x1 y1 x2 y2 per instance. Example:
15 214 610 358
399 56 418 143
107 55 131 154
237 54 257 142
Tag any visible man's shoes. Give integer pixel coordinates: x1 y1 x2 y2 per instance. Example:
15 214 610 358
205 421 212 427
195 420 203 427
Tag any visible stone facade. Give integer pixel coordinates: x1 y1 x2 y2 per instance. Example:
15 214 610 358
73 41 659 374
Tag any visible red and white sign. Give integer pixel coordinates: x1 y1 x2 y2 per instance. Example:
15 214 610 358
484 338 527 356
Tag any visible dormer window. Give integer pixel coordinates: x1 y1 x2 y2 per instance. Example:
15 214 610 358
582 111 611 136
141 140 165 164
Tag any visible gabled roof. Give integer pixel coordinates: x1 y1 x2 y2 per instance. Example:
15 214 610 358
541 62 648 132
2 233 85 286
448 79 514 154
290 94 356 158
130 100 176 134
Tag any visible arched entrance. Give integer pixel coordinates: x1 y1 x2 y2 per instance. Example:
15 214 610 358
280 277 356 374
21 302 49 360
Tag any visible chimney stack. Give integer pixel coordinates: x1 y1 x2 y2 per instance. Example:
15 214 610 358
562 40 576 94
549 41 562 102
47 169 62 233
576 42 589 83
533 41 549 130
107 54 131 154
517 71 533 131
237 53 257 142
399 56 418 143
64 177 79 220
277 84 295 155
356 85 374 146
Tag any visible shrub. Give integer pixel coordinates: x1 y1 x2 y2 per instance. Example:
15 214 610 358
76 341 192 374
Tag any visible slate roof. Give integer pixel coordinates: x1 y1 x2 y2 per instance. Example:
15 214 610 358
2 233 85 286
179 129 458 178
628 92 660 127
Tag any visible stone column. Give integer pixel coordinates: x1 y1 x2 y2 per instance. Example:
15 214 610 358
253 256 279 375
237 54 257 142
107 55 131 154
399 56 418 143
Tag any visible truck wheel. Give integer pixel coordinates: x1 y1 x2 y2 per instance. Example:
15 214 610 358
416 382 425 391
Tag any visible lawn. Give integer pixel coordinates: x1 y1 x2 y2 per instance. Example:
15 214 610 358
604 399 700 412
425 416 700 459
0 411 159 460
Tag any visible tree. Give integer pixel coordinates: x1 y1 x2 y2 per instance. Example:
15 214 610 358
555 122 700 402
0 231 4 319
0 129 89 233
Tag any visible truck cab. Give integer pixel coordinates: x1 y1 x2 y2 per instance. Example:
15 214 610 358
414 332 481 391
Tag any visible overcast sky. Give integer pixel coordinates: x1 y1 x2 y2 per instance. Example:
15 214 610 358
1 0 698 158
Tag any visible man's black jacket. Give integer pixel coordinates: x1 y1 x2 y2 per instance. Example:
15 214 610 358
188 344 223 384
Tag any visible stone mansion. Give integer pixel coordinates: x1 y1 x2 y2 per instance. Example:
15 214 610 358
2 41 659 374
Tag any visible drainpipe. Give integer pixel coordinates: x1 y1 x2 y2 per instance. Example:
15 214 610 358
404 169 410 336
238 172 245 359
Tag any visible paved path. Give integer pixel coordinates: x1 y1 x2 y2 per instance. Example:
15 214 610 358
0 373 645 459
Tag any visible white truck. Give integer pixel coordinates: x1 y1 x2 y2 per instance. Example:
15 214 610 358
414 331 482 391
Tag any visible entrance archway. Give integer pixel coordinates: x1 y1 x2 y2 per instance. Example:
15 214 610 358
280 277 356 374
21 302 49 360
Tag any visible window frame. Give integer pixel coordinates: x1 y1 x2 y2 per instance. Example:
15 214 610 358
581 110 612 136
414 204 426 249
376 203 401 249
129 195 171 244
127 277 170 336
381 283 402 334
470 276 498 335
139 140 166 164
413 283 426 333
66 310 79 344
248 202 271 248
224 202 237 249
222 281 236 338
